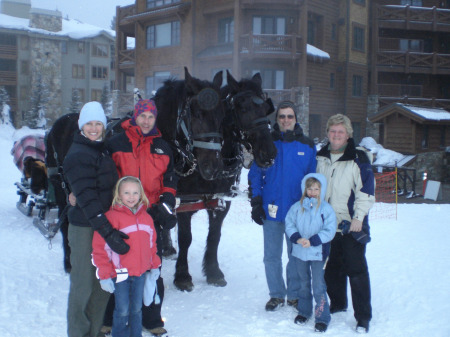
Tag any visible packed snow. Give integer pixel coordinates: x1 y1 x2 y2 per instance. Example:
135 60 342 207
0 123 449 337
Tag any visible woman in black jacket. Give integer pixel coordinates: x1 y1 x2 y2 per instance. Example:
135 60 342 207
63 101 129 337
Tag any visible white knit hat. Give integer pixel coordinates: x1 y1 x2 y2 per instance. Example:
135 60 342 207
78 101 107 130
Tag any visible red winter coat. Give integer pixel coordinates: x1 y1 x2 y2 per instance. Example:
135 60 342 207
92 203 161 280
106 120 177 205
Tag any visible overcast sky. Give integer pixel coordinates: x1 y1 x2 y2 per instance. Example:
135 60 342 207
31 0 134 30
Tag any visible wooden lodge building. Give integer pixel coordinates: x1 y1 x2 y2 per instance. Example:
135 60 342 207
114 0 450 147
368 0 450 151
115 0 370 142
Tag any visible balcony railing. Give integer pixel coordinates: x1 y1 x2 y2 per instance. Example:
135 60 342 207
378 84 422 97
379 96 450 110
377 5 450 31
0 45 17 59
118 49 135 66
0 71 17 85
240 34 302 58
377 51 450 73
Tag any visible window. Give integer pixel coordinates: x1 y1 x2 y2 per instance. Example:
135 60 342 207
399 39 423 52
253 69 285 89
421 125 429 149
353 0 365 5
146 21 180 49
92 44 108 57
0 33 16 46
307 20 316 45
72 65 85 79
353 25 365 51
253 16 286 35
146 71 171 97
21 61 29 75
146 0 180 8
91 89 102 102
77 42 85 54
92 66 108 79
218 18 234 44
330 73 335 89
110 45 116 69
352 75 363 96
61 41 67 54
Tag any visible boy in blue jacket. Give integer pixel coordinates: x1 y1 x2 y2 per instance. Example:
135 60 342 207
285 173 337 333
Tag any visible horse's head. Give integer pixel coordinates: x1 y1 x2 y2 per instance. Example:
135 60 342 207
183 67 225 180
224 71 277 168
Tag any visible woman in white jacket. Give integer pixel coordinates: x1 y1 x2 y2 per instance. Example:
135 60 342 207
285 173 337 333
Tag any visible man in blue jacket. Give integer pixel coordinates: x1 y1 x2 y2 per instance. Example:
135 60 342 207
248 101 317 311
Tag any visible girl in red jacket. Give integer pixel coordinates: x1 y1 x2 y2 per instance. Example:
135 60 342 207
92 176 161 337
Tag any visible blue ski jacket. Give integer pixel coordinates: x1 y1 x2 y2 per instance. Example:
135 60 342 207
248 123 317 222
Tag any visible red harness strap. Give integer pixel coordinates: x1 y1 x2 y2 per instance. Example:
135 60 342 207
175 199 224 213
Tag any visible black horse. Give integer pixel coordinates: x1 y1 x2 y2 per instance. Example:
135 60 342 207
165 71 277 292
45 112 79 273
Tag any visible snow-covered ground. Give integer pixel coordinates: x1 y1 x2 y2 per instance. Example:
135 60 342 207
0 124 449 337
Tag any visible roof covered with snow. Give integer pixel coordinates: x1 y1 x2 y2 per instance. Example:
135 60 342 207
0 12 115 40
370 102 450 123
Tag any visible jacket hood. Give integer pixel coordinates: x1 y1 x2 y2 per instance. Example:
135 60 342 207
301 172 328 202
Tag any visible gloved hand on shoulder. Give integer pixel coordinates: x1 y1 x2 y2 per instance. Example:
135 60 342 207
143 268 161 306
148 193 177 230
100 278 115 293
250 196 266 225
96 220 130 255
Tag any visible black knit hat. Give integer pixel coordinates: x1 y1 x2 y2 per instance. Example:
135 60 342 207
275 101 298 122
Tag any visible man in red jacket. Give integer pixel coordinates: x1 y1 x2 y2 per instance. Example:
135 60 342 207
105 99 178 336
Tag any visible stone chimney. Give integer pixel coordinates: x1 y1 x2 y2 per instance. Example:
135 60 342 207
29 7 62 32
0 0 31 19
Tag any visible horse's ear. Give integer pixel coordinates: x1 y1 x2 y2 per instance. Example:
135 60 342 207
251 72 262 87
212 70 223 88
226 70 239 91
185 67 198 95
265 97 275 115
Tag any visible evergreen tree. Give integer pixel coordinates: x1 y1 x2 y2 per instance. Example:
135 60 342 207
25 74 49 129
0 86 12 125
101 82 112 117
68 89 82 114
110 15 116 30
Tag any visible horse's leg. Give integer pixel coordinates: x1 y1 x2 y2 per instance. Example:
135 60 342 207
60 218 71 273
174 211 194 292
161 227 177 257
203 201 231 287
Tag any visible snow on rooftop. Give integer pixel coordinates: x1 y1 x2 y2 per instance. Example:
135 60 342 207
307 44 330 59
401 104 450 121
0 12 115 40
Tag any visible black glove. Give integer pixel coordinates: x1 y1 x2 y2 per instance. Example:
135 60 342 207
251 196 266 225
97 222 130 255
148 203 177 230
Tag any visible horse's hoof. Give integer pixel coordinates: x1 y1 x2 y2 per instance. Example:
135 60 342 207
207 277 227 287
174 279 194 292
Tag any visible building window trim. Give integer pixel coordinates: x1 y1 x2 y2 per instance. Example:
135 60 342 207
146 21 180 49
352 23 365 53
92 43 109 58
72 64 85 79
91 66 108 80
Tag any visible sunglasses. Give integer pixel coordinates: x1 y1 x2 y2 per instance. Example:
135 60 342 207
278 114 295 120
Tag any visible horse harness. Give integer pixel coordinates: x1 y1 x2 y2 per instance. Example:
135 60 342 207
172 89 223 177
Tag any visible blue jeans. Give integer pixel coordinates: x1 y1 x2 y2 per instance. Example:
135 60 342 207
263 219 300 300
112 274 146 337
294 257 331 325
